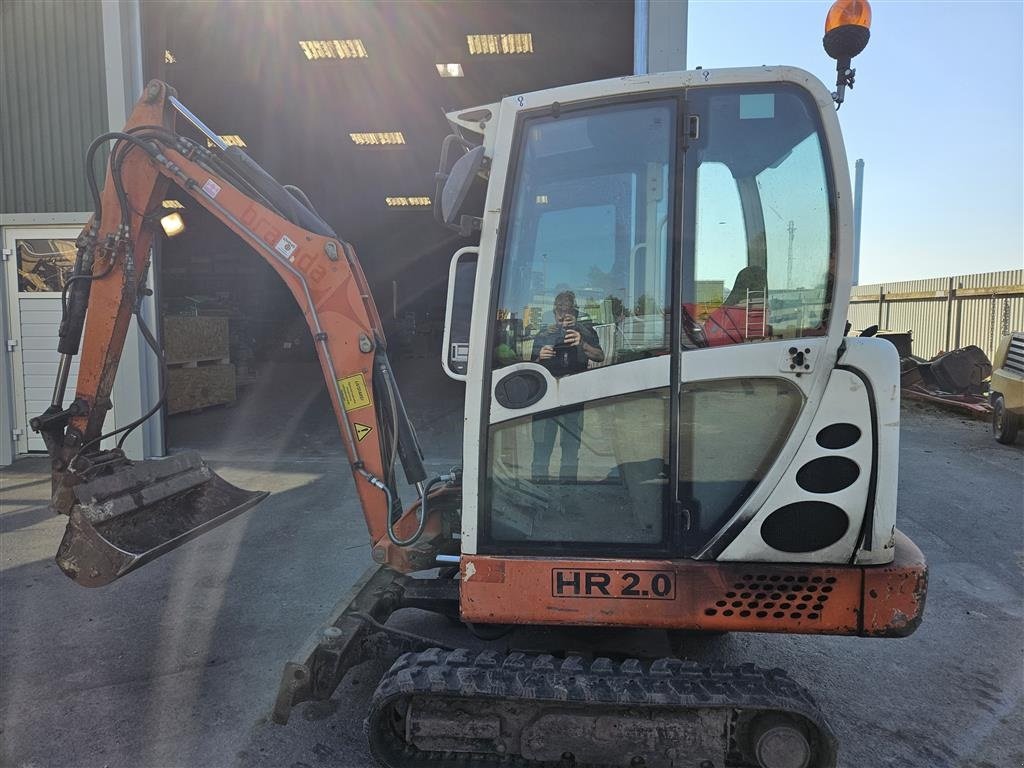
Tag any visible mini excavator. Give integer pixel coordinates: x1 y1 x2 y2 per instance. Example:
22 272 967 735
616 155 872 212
33 3 926 766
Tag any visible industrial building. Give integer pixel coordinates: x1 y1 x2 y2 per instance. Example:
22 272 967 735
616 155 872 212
1 0 666 466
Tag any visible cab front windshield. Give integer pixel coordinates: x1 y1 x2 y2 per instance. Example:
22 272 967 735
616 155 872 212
493 84 835 374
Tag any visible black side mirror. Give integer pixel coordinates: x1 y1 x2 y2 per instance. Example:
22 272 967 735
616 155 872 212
434 136 487 235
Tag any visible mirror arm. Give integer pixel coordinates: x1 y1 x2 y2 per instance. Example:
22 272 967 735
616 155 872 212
458 215 483 237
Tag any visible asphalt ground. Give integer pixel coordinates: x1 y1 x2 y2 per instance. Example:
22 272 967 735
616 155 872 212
1 362 1021 768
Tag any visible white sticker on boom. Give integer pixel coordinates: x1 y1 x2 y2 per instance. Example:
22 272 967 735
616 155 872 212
202 179 221 198
275 235 298 260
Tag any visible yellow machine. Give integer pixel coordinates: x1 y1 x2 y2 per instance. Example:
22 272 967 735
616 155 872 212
990 332 1024 444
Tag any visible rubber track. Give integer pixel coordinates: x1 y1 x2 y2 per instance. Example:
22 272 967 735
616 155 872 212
366 648 838 768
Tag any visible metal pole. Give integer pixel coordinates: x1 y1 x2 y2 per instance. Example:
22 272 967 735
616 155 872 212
852 158 864 286
643 0 692 74
634 0 649 75
0 242 16 466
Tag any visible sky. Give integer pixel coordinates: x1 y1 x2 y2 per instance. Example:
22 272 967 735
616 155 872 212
686 0 1024 284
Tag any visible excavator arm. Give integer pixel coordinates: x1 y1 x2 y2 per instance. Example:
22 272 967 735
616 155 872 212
32 80 449 586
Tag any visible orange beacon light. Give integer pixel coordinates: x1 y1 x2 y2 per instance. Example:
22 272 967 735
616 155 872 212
823 0 872 107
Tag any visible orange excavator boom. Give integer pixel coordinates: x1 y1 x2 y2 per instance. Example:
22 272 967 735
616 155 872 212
32 80 447 586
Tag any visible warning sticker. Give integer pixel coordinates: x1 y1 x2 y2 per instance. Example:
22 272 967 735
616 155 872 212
202 179 221 198
275 235 298 261
354 423 373 442
338 373 372 412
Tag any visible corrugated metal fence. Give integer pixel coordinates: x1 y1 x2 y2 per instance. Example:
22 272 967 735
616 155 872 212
0 0 108 214
848 270 1024 360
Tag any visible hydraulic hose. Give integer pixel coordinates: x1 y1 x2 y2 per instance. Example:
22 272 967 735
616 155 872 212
385 473 450 548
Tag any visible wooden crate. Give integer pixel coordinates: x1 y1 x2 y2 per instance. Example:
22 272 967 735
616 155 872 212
163 316 230 365
166 363 236 415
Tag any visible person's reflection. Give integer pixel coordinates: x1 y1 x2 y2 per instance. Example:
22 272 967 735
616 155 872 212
530 291 604 482
531 291 604 373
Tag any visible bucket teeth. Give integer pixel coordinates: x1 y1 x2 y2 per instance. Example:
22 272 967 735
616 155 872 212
55 451 267 587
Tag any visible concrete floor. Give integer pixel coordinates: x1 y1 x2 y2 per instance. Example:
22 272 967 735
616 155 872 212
2 364 1022 767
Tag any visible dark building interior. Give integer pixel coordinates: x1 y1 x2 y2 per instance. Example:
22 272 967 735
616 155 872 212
139 0 634 457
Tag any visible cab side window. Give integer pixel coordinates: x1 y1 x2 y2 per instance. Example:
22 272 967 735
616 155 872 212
690 90 833 347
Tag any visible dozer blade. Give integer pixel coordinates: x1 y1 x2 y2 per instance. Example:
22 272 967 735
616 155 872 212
55 451 268 587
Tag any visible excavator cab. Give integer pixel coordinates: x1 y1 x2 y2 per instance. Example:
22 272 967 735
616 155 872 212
438 69 900 604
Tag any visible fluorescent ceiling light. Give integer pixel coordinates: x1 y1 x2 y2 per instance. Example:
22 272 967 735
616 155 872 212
162 199 185 209
350 132 406 146
299 39 368 60
207 135 247 148
467 33 533 55
164 49 176 64
535 195 549 204
385 196 431 208
436 63 464 78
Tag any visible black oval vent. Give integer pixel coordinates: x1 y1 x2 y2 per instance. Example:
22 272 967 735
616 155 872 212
494 369 547 409
796 456 860 494
761 502 849 553
816 423 861 450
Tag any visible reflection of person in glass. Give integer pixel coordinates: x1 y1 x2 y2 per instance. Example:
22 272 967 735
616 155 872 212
531 291 604 482
703 266 770 346
531 290 604 374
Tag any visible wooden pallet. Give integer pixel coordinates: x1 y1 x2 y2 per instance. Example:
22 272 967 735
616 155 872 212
166 362 236 415
164 315 229 365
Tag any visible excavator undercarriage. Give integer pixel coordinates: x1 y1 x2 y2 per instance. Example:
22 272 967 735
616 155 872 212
271 565 840 768
368 651 836 768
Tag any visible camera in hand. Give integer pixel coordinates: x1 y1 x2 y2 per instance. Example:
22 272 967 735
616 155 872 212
551 325 576 350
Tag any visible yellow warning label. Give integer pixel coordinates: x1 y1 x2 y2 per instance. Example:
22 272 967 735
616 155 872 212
338 373 372 412
354 423 373 442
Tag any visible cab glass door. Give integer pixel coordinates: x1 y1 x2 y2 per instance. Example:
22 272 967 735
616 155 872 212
676 84 837 554
483 98 677 553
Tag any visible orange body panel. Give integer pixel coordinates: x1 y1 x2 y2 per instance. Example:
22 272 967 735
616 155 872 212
460 530 926 637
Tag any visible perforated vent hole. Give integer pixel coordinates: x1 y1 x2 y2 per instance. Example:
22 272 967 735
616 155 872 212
708 575 831 622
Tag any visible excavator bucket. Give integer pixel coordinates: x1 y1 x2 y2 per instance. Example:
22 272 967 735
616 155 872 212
55 451 268 587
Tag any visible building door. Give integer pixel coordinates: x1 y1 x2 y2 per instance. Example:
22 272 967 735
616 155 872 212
2 224 107 454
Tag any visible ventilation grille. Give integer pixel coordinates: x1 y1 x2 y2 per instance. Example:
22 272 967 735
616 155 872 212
1005 333 1024 376
703 574 836 622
